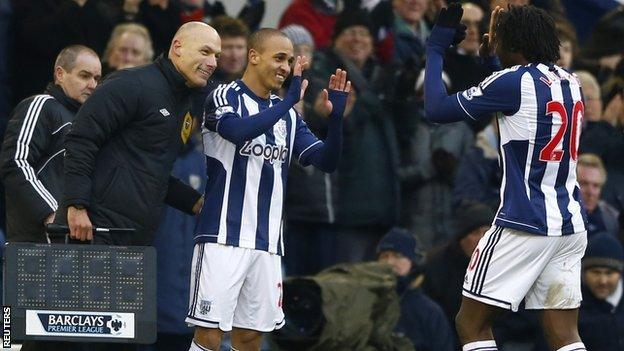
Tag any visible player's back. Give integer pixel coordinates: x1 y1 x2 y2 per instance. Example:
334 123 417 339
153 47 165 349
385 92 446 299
492 63 587 236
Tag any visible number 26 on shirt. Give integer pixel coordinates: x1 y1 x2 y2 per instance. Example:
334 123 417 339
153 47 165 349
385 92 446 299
539 100 584 162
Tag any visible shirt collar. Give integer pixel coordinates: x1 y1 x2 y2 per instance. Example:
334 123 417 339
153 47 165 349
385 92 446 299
606 278 623 308
45 83 81 112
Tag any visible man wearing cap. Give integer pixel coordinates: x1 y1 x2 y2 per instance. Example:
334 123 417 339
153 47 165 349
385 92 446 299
578 233 624 351
377 227 454 351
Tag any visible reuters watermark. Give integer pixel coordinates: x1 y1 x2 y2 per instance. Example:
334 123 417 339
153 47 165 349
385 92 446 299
2 306 10 349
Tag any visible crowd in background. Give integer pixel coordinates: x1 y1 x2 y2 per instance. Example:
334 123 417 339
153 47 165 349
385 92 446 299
1 0 624 350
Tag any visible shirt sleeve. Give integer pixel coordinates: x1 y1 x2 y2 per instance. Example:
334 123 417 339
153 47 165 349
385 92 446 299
203 84 240 132
293 113 322 165
455 69 523 121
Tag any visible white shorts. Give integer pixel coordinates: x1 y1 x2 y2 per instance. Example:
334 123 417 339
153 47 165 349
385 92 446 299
462 226 587 312
185 243 285 332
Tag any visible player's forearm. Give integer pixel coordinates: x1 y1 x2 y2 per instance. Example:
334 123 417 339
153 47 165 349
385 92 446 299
217 102 295 144
306 115 342 172
424 26 465 123
216 77 302 144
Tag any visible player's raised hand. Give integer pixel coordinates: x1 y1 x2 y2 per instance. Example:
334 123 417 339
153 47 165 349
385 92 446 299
480 6 504 57
318 69 351 117
435 2 463 29
292 56 310 101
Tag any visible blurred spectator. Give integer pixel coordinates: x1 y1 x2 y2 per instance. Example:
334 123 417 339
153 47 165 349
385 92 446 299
133 0 181 58
10 0 116 104
144 129 205 351
453 119 501 211
178 0 225 24
561 0 621 44
376 228 455 351
579 232 624 351
399 80 474 248
444 3 492 93
577 6 624 84
391 0 430 63
555 19 578 71
291 9 399 268
601 67 624 128
279 0 339 49
576 70 602 122
281 24 315 66
0 45 101 243
103 23 154 75
577 154 620 239
210 16 249 85
423 203 493 325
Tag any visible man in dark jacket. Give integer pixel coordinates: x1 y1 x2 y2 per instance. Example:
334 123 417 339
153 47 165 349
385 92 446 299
58 22 219 245
579 233 624 351
0 45 101 243
377 227 455 351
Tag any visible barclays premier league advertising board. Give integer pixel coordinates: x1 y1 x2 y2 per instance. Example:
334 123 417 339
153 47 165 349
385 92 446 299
25 310 134 338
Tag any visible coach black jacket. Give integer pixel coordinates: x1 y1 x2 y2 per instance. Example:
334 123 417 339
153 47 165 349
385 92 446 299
1 84 79 242
57 55 201 245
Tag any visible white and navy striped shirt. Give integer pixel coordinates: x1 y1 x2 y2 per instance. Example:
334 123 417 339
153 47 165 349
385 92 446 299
456 63 587 236
195 80 321 254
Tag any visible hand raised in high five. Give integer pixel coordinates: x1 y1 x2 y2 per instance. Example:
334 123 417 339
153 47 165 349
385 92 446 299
480 6 504 58
317 69 352 118
284 56 310 105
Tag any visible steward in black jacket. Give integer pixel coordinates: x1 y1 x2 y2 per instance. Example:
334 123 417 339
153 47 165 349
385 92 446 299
57 22 220 246
0 84 81 242
1 45 101 243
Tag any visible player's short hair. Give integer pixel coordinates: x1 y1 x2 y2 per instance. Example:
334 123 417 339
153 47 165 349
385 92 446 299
497 5 560 63
248 28 289 53
578 153 607 180
211 16 250 40
54 45 98 73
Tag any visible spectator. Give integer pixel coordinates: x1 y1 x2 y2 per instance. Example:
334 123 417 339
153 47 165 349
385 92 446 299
453 119 501 211
391 0 430 63
279 0 339 49
577 154 620 239
561 0 620 44
281 24 315 66
142 127 206 351
55 22 217 245
0 45 101 243
576 70 602 122
304 9 400 264
377 227 455 351
210 16 250 85
579 232 624 351
10 0 116 104
555 19 579 71
423 203 494 325
102 23 154 75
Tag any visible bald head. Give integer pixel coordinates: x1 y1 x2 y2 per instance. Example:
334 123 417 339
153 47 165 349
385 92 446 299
168 21 221 87
248 28 291 54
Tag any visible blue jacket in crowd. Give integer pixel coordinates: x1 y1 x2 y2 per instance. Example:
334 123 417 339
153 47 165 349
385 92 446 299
579 283 624 351
152 137 205 334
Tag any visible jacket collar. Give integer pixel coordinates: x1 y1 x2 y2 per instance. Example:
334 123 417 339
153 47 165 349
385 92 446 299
45 83 81 112
154 54 191 93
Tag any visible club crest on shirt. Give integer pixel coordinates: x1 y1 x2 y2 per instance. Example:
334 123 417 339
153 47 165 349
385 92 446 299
275 120 288 139
180 112 193 144
199 300 212 315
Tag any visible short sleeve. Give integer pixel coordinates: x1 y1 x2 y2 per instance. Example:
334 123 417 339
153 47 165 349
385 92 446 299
292 112 322 166
203 84 240 132
455 68 523 121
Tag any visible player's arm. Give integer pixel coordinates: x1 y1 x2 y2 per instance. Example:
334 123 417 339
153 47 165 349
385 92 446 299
205 56 310 145
297 69 350 173
425 5 520 123
164 176 203 215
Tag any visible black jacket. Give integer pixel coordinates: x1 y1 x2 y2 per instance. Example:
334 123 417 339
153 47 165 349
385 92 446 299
1 84 80 242
57 55 201 245
579 283 624 351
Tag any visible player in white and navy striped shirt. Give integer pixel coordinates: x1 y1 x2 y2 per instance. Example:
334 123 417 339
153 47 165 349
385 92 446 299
186 29 350 351
425 5 588 351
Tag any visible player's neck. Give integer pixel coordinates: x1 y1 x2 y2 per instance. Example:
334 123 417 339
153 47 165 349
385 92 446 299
241 71 271 99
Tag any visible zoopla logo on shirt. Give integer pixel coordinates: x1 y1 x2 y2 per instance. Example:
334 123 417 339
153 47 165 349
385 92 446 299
239 141 288 164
